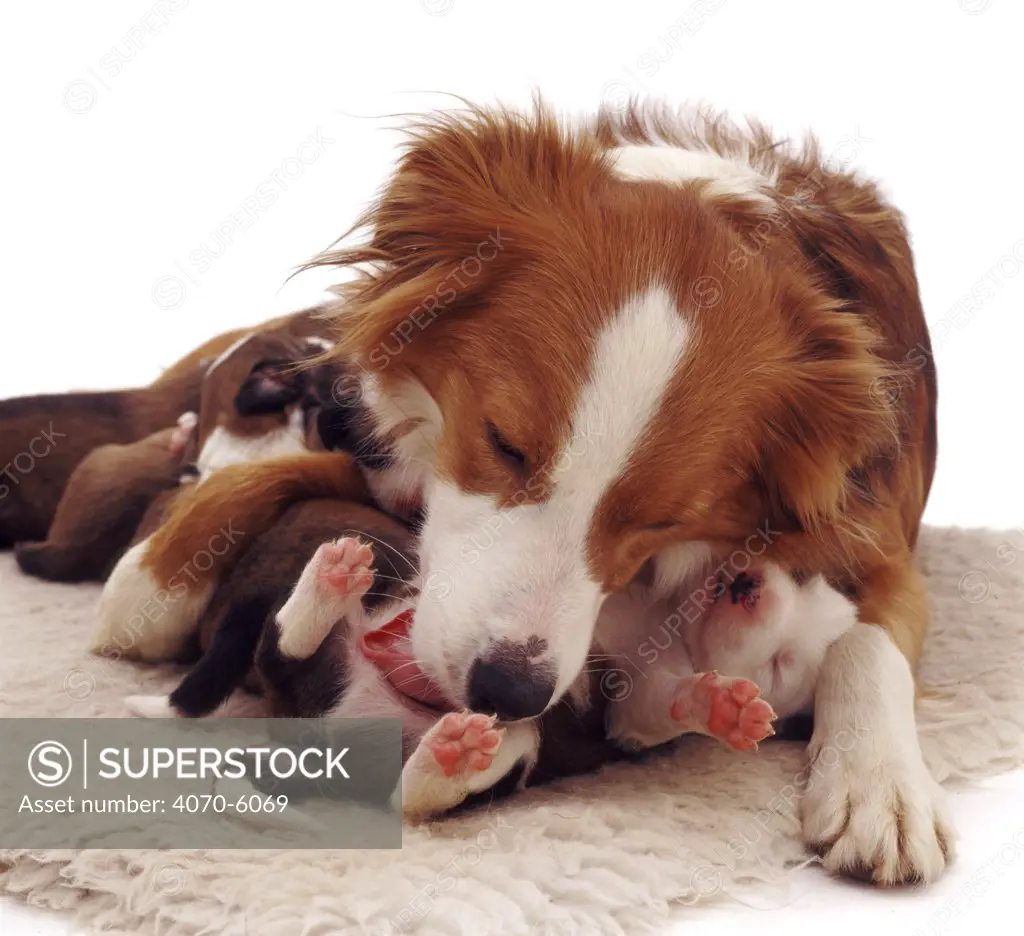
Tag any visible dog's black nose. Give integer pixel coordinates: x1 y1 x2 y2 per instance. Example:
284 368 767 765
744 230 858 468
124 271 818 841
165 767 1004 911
468 653 555 720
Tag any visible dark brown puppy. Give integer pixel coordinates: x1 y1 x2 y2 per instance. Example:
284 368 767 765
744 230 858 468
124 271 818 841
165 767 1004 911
0 306 334 547
0 365 205 548
166 499 417 718
12 331 339 582
13 427 189 582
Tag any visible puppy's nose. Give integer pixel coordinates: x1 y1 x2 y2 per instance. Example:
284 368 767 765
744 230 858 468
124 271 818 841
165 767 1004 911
468 651 556 720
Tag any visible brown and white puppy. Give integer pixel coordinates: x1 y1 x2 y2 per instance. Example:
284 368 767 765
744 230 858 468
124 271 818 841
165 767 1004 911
12 330 336 583
190 330 337 482
303 101 948 883
87 333 356 660
127 499 417 719
13 424 192 582
0 306 333 547
89 452 371 662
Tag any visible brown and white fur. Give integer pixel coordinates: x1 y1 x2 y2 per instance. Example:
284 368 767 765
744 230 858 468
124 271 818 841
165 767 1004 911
233 541 855 820
190 331 335 482
0 307 330 547
89 338 361 662
128 499 418 719
301 101 949 882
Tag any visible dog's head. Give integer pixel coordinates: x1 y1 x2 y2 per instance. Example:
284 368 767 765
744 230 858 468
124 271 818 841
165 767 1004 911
313 104 902 718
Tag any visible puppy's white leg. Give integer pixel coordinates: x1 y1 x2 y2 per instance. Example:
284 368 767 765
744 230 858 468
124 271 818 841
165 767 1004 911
801 623 955 884
125 694 177 718
397 713 539 820
275 538 373 660
605 667 775 752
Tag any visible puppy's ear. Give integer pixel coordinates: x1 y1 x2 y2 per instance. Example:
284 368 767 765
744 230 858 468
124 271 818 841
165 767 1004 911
235 361 305 415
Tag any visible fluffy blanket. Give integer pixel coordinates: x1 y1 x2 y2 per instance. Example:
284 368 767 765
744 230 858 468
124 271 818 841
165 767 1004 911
1 526 1022 935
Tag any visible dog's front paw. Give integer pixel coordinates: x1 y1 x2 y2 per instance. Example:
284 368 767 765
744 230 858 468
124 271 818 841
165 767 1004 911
801 738 955 885
399 712 516 820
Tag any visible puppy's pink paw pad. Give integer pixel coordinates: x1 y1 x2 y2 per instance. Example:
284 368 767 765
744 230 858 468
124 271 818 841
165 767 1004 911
428 712 503 778
315 538 374 599
672 673 776 752
705 678 775 751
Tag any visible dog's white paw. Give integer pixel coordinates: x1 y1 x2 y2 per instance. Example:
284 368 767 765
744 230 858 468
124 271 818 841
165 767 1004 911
801 623 956 885
801 740 955 884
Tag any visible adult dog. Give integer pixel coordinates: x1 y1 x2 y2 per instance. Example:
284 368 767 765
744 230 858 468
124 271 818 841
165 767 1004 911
307 101 948 885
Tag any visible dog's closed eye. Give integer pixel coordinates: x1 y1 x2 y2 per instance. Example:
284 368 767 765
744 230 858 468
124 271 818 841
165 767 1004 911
486 419 528 475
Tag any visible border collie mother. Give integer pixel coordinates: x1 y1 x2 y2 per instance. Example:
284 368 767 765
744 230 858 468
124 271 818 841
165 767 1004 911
313 101 948 885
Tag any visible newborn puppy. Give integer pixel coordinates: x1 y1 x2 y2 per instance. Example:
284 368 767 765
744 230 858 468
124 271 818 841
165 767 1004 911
0 306 329 548
0 364 206 548
126 499 416 718
90 340 353 663
13 420 194 582
191 332 335 482
250 549 855 819
600 564 858 751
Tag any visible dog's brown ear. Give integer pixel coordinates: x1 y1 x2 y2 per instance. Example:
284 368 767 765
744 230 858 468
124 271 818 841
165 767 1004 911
755 301 899 534
302 104 604 365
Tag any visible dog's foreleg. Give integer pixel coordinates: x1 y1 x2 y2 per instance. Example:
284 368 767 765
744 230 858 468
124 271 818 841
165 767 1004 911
800 559 955 885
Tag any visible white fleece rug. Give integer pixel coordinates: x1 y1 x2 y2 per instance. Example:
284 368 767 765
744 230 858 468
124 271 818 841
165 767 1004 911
1 526 1023 935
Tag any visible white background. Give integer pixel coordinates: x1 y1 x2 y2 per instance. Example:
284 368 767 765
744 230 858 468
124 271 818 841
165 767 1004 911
1 1 1022 933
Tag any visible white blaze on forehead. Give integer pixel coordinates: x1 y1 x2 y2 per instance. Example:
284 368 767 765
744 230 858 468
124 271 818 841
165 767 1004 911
607 144 776 207
551 284 691 540
411 285 692 705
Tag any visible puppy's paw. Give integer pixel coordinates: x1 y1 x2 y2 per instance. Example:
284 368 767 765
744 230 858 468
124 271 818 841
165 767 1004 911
317 537 374 600
672 671 776 751
426 712 504 779
170 411 198 457
399 712 506 819
801 736 955 885
275 538 373 660
125 694 177 718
